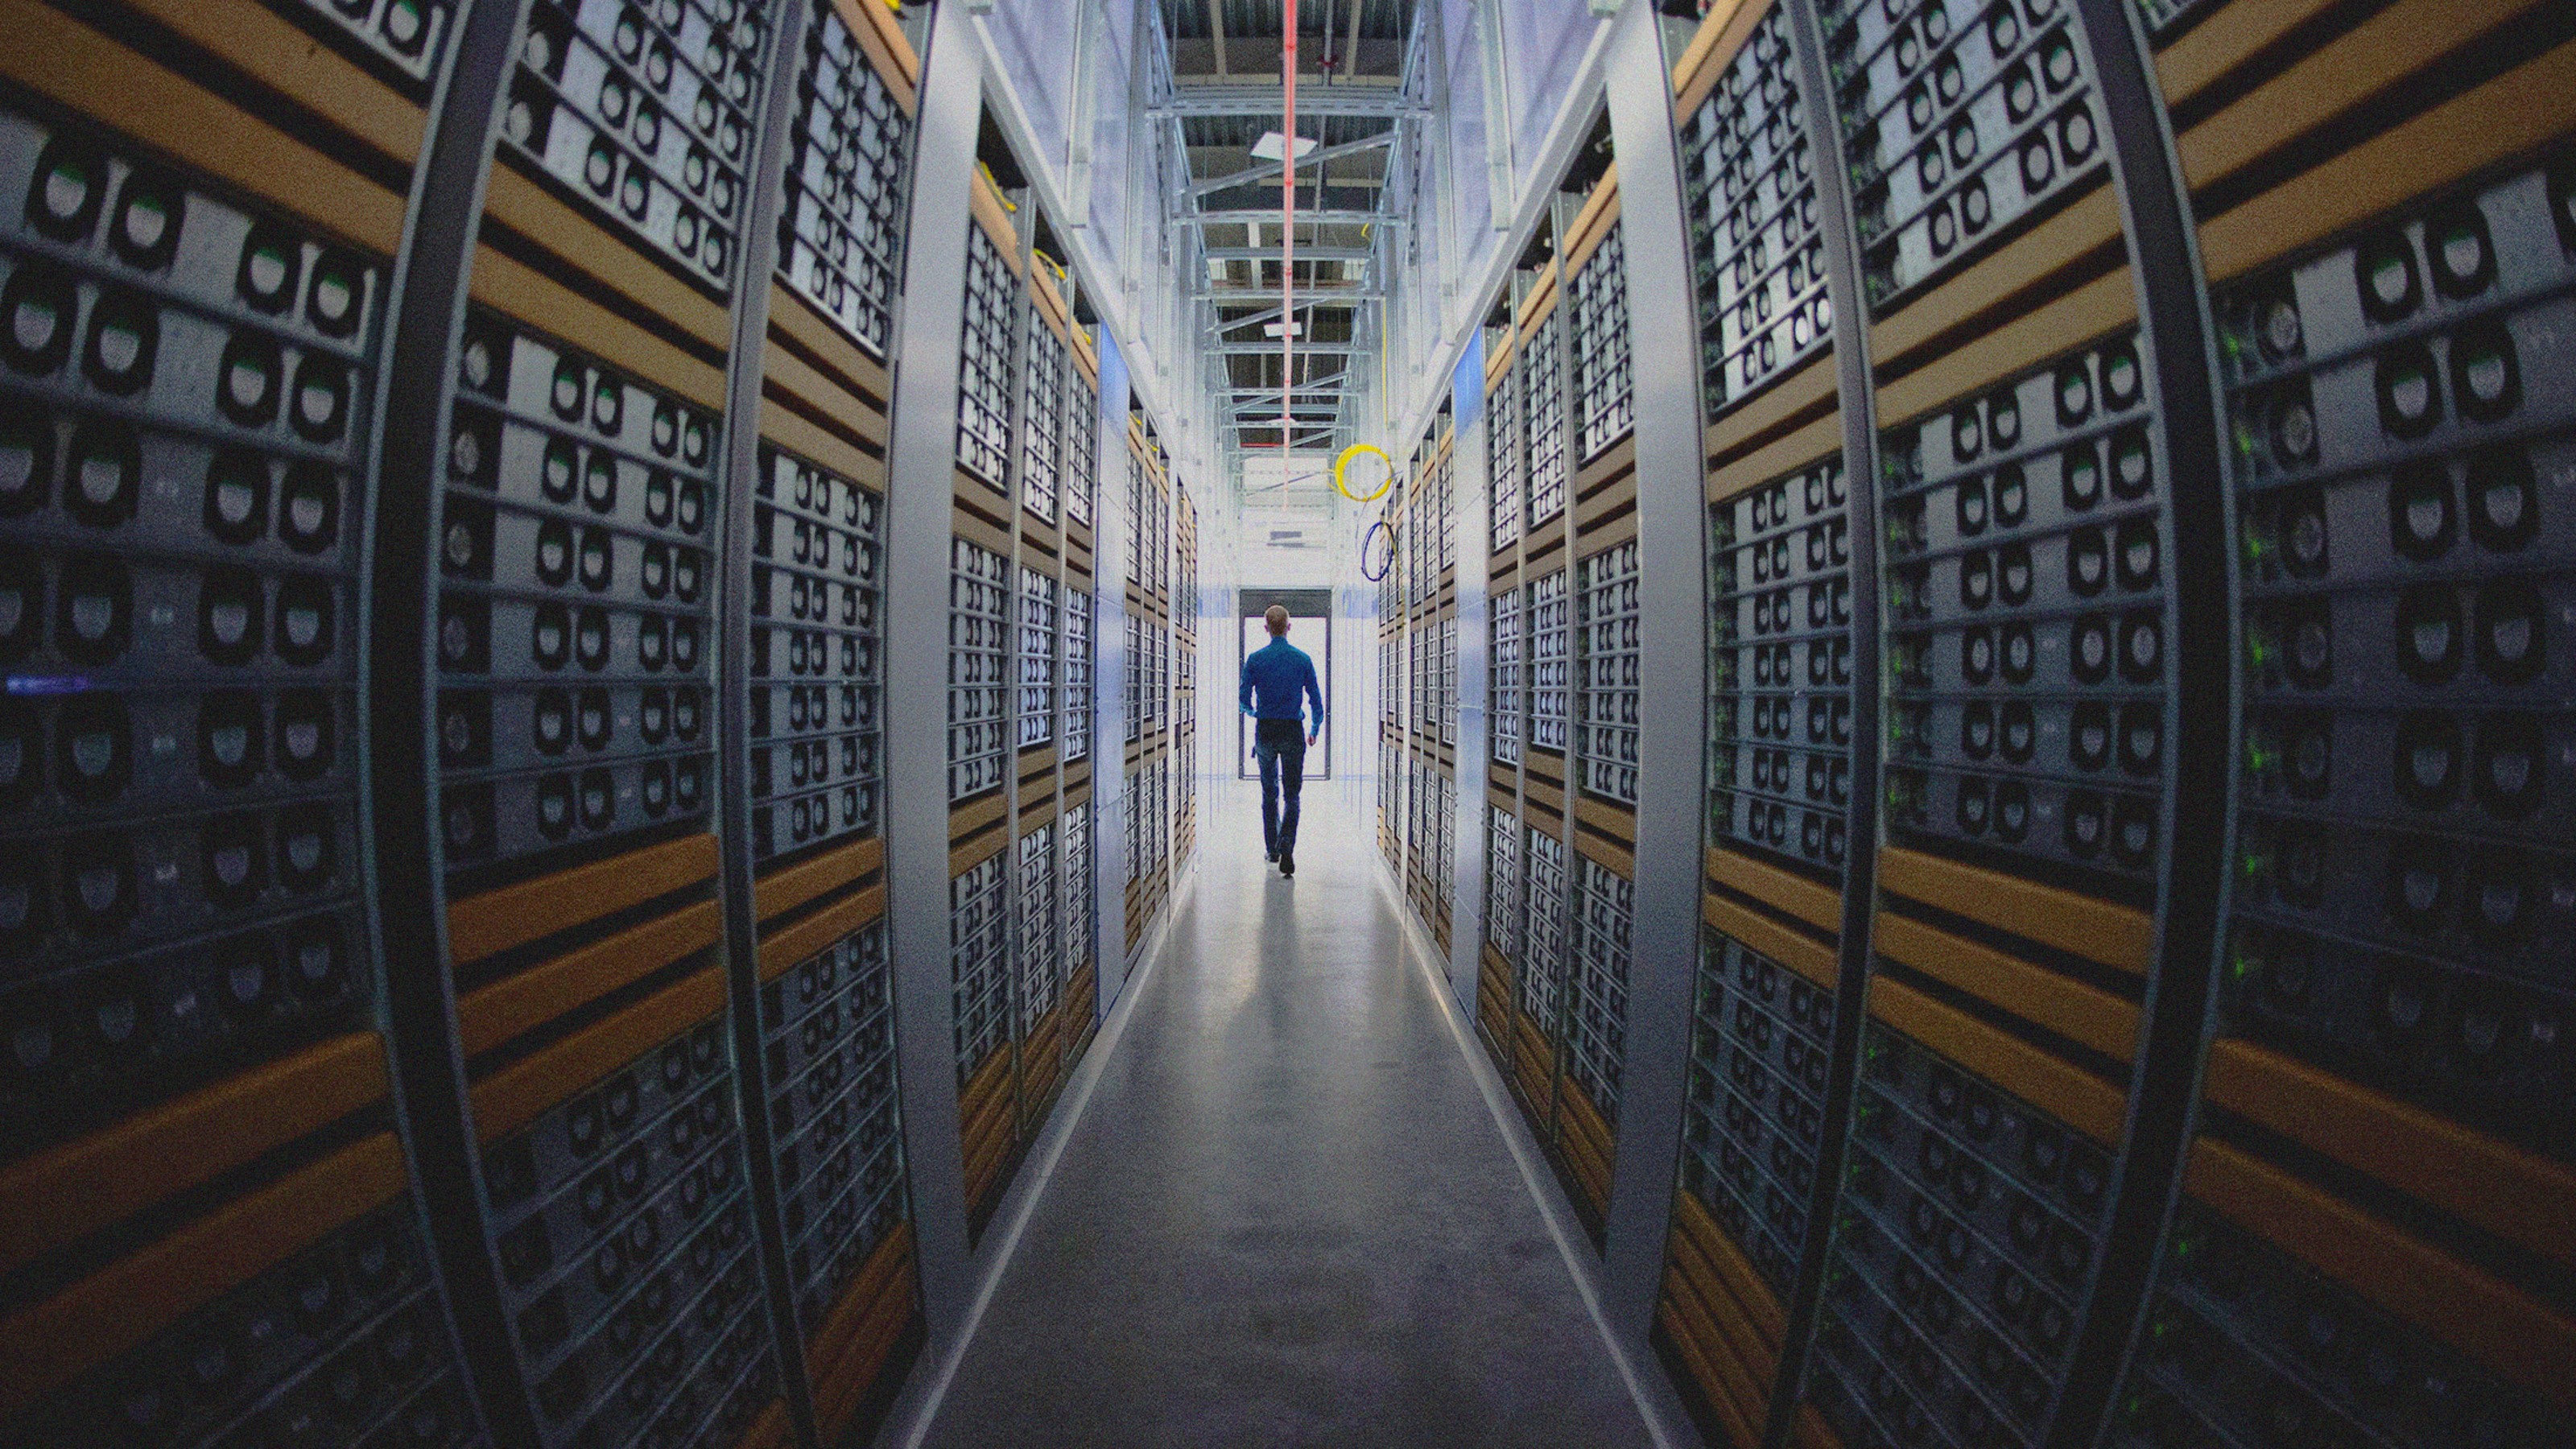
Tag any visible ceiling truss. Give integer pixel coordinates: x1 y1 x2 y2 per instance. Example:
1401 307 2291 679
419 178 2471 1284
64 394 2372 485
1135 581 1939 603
1149 0 1427 472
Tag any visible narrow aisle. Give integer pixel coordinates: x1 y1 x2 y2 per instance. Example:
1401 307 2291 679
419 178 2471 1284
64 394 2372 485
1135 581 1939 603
919 778 1657 1448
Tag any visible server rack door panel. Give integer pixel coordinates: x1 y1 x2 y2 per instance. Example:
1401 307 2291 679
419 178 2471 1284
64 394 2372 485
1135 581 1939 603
435 1 815 1426
747 10 927 1439
469 976 779 1449
935 155 1077 1243
1471 157 1647 1251
1785 0 2179 1437
2095 3 2576 1443
2 1147 489 1447
758 910 916 1443
1644 2 2576 1447
0 97 388 1209
0 4 500 1444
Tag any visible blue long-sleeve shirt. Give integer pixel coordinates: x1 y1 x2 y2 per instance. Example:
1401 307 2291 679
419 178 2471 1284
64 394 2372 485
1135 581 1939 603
1240 638 1323 730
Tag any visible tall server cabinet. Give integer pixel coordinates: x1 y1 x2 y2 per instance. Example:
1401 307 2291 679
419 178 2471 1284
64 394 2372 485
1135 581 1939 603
1465 127 1641 1247
427 0 935 1442
1171 485 1197 874
940 141 1111 1242
1378 462 1408 874
1121 419 1179 973
1595 3 2576 1449
0 0 1179 1445
738 4 921 1439
2104 4 2576 1447
1410 428 1459 957
0 5 489 1447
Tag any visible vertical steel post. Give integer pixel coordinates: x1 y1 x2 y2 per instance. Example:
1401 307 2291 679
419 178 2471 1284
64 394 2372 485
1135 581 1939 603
1476 1 1516 229
1065 0 1100 225
1094 332 1136 1009
712 4 824 1443
2043 2 2238 1443
1593 0 1713 1347
1447 338 1493 1013
880 0 988 1344
367 1 542 1443
1758 3 1892 1440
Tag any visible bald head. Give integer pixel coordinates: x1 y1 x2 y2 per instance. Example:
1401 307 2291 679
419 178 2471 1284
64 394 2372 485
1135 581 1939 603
1264 605 1290 636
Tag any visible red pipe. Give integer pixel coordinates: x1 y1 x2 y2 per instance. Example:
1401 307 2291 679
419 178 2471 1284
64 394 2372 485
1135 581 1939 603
1281 0 1297 455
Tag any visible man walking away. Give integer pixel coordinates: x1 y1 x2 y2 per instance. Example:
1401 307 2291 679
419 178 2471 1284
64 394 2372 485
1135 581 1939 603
1240 605 1323 877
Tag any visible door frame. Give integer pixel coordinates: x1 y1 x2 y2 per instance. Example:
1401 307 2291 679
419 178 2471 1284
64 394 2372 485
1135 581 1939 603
1236 587 1335 779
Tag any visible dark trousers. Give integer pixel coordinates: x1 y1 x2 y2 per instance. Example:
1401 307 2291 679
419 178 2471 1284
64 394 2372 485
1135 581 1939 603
1253 718 1307 857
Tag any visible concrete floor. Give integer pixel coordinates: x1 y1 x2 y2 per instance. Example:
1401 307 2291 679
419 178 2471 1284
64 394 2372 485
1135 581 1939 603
918 778 1656 1449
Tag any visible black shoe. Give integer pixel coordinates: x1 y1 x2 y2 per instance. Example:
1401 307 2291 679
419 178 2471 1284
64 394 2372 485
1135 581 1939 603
1266 846 1278 862
1279 849 1294 877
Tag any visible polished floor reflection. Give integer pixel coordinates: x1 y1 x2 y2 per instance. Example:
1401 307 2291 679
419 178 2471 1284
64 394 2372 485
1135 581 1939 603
919 778 1655 1448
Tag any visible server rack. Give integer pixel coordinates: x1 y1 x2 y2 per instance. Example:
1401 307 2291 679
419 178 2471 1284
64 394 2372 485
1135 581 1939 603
1377 448 1404 876
1170 481 1196 873
444 2 786 1438
0 1 1194 1443
1476 316 1527 1067
1377 468 1405 874
1620 2 2576 1447
1120 419 1175 964
1558 166 1646 1243
747 60 922 1440
1400 440 1426 927
1493 258 1577 1115
0 4 489 1444
2095 5 2576 1445
1454 150 1643 1245
466 3 935 1444
1057 331 1100 1080
1656 2 1876 1435
1389 418 1461 961
943 424 1008 1232
936 149 1113 1243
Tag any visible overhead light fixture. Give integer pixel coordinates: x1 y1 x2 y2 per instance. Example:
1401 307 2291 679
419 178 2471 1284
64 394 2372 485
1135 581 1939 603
1249 131 1319 162
1262 321 1306 337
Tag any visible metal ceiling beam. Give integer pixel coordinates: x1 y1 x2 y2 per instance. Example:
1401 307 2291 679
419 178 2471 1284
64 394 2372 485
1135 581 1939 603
1183 132 1395 198
1189 208 1393 226
1224 383 1347 400
1198 284 1381 299
1201 245 1373 260
1219 369 1356 386
1150 85 1424 117
1210 298 1368 331
1212 341 1368 354
1212 305 1303 332
1235 431 1352 447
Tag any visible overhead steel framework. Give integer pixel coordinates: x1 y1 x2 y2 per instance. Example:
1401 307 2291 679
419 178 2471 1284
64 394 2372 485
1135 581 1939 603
1148 0 1429 469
